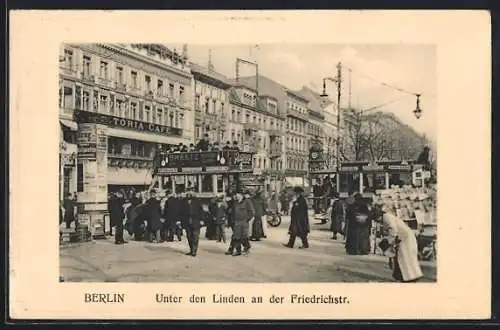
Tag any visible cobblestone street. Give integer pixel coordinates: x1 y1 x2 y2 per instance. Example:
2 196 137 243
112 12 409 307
60 216 436 283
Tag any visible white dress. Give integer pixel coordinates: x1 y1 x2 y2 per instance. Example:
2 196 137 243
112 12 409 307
383 212 423 281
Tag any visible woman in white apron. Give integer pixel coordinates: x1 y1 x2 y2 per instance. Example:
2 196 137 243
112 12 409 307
376 201 423 282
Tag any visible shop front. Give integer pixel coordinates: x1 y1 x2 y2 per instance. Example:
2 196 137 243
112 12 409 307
72 109 191 237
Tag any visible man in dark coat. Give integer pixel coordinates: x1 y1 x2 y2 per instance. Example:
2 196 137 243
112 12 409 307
145 189 162 243
109 191 127 245
225 190 255 256
63 193 76 230
312 181 323 214
330 192 345 240
196 134 210 151
180 189 203 256
283 186 310 249
164 192 181 242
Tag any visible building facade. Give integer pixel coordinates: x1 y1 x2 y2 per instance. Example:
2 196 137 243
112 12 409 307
284 90 310 186
59 43 194 203
229 76 286 191
190 62 231 144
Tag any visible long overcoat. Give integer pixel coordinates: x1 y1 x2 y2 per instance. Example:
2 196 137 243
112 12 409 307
231 198 255 240
288 195 310 236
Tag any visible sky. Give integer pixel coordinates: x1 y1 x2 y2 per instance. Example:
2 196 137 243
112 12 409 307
171 44 437 144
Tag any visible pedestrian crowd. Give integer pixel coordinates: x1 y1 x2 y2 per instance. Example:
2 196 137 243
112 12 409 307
326 185 437 282
156 134 242 155
106 186 304 257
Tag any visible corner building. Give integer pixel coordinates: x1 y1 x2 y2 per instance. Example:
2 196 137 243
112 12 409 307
59 43 194 229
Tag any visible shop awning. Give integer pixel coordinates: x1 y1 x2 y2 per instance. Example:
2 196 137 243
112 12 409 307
107 127 191 145
60 119 78 131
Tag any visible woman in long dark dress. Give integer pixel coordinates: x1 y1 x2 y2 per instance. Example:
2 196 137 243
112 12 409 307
250 190 267 241
345 193 372 255
205 198 218 240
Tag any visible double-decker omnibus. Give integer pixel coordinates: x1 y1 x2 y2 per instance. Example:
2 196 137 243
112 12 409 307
151 149 255 201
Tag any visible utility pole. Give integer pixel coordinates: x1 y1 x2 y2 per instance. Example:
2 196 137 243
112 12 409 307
336 62 342 193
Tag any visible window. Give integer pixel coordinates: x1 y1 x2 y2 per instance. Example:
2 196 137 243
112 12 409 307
169 111 174 127
99 95 108 112
231 109 236 121
195 95 200 110
144 105 151 122
157 108 163 124
253 116 256 123
174 112 179 128
145 75 151 92
169 83 175 97
99 61 108 79
179 86 185 103
82 91 90 110
82 56 91 78
131 71 138 88
204 98 209 114
220 102 225 115
212 99 216 113
115 99 123 116
246 113 250 123
64 49 73 68
63 86 73 109
152 107 157 124
157 79 163 95
75 86 82 109
116 66 123 84
130 102 137 119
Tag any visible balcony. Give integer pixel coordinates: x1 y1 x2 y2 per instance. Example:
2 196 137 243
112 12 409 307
243 122 260 131
157 92 170 102
81 73 96 83
269 149 282 158
144 90 155 100
268 129 284 137
287 108 308 121
115 82 127 92
59 64 78 77
128 85 142 96
96 77 116 88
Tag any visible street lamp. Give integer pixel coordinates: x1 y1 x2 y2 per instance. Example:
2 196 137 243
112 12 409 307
320 62 343 193
413 94 423 119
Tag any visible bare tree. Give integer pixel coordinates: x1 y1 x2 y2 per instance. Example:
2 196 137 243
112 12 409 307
342 109 427 162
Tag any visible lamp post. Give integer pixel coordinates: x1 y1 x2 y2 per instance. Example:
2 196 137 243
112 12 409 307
320 62 342 193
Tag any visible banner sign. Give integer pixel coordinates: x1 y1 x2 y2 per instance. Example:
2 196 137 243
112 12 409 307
158 151 253 170
388 165 412 171
156 166 230 175
74 109 183 137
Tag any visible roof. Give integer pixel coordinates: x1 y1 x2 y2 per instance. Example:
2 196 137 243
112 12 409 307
295 87 324 116
229 75 289 111
189 62 231 87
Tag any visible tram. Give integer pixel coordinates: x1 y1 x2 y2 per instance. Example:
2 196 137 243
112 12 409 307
308 150 425 199
151 149 255 201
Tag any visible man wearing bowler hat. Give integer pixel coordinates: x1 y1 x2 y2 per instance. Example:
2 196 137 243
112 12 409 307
283 186 310 249
180 187 203 256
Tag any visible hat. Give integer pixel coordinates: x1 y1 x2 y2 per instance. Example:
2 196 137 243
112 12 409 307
293 186 304 194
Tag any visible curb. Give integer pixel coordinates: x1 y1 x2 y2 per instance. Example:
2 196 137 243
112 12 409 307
59 240 97 249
